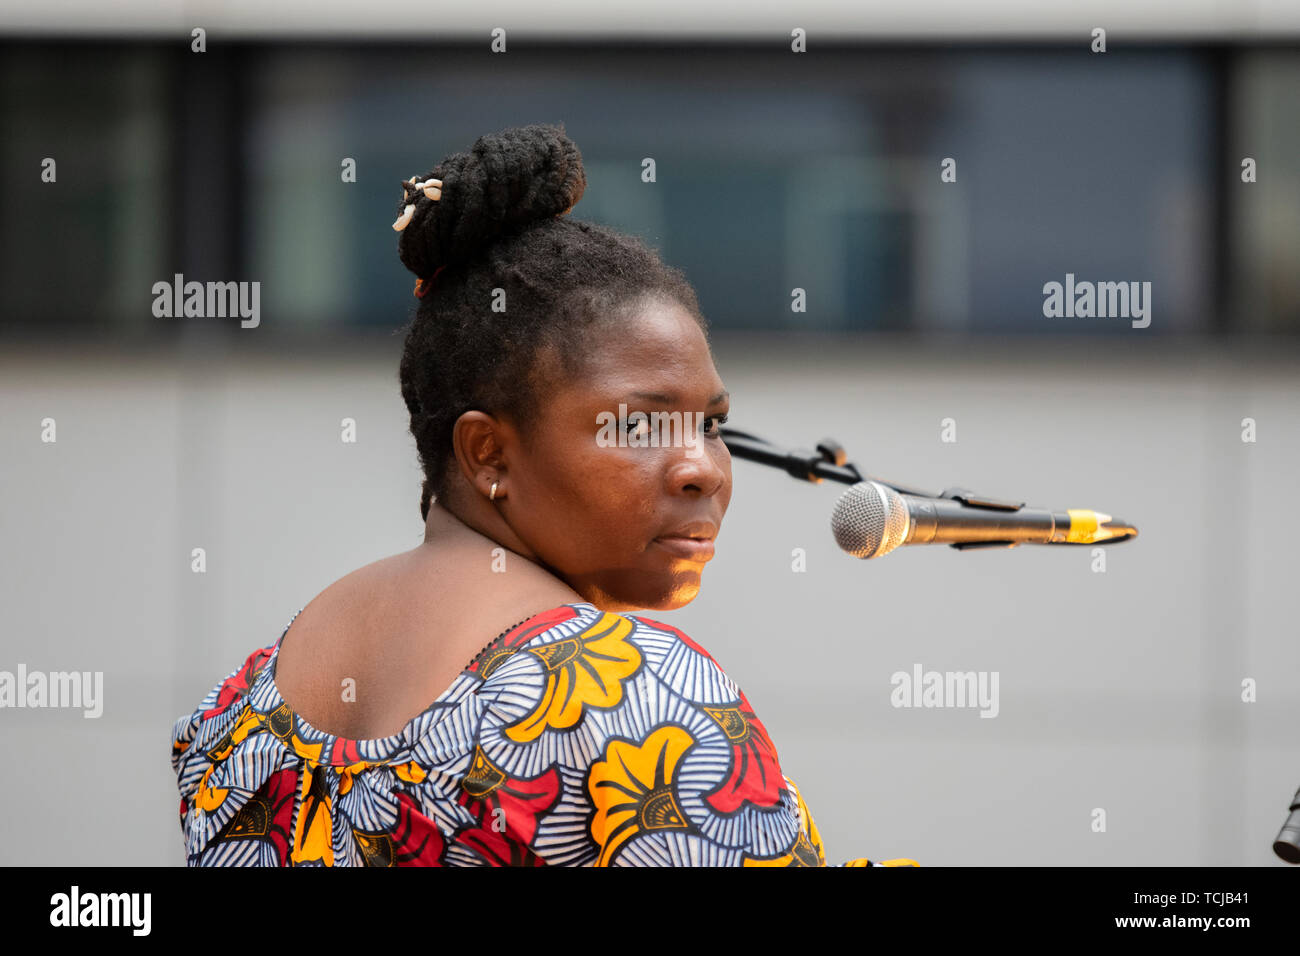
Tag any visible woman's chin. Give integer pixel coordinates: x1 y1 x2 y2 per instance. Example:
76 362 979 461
584 570 703 614
637 573 703 612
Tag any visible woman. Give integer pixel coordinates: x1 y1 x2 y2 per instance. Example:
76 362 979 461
170 123 917 867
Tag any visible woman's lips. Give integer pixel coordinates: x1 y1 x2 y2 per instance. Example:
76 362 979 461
652 535 716 562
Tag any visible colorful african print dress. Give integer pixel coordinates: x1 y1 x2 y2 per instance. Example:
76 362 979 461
171 602 918 867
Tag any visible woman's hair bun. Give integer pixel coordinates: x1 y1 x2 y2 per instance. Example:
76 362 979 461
397 122 587 280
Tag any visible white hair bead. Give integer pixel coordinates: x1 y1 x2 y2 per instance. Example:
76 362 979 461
392 203 416 232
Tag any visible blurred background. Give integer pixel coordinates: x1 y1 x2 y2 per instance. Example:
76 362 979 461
1 3 1298 866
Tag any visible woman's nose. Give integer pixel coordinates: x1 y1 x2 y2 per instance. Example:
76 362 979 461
667 443 728 497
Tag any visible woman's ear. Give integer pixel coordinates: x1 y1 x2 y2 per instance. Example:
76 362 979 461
450 409 512 499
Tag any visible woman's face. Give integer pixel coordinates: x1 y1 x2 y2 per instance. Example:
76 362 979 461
504 297 732 613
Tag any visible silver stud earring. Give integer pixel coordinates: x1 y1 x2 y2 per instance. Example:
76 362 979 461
489 481 498 501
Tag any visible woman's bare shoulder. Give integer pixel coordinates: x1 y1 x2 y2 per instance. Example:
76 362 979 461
272 546 582 739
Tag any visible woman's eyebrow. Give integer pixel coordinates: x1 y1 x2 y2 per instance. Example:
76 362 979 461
626 389 730 405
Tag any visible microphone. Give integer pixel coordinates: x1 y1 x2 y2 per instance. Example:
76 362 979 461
1273 786 1300 863
831 480 1138 559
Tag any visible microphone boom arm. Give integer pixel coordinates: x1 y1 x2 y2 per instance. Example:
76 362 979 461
719 425 1137 546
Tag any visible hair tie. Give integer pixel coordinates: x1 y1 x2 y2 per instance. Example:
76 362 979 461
414 264 447 299
394 173 446 297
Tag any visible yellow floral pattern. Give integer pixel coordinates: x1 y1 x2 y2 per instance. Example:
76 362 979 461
506 611 641 743
587 725 695 866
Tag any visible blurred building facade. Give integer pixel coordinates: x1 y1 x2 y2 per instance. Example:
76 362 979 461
1 42 1298 343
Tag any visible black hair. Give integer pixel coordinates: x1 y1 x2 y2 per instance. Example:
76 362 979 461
396 122 708 522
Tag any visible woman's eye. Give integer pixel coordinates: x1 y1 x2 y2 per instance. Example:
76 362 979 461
704 413 729 435
626 415 650 437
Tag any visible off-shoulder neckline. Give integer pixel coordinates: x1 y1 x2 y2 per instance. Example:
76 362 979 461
262 601 600 759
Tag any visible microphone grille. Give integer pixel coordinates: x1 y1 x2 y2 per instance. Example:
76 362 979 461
831 481 909 559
